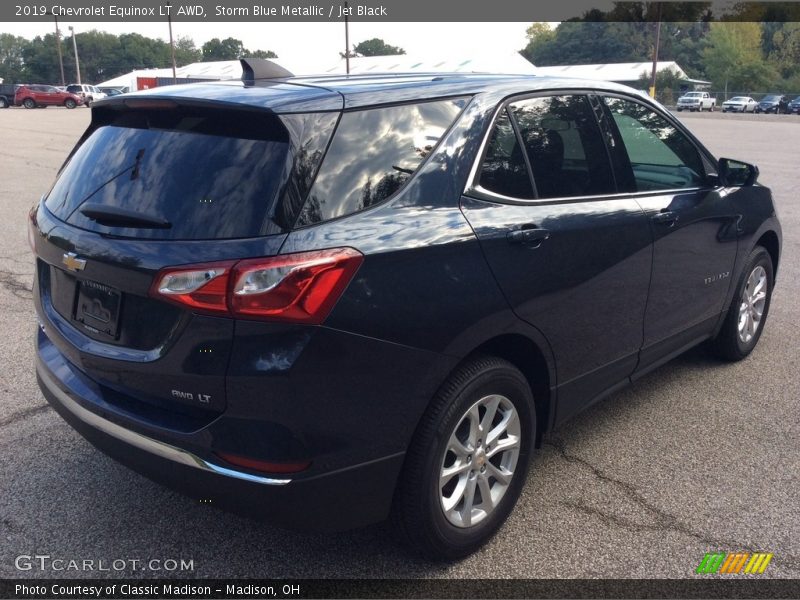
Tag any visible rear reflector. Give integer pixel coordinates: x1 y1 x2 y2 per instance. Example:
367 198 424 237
150 248 362 324
214 451 311 474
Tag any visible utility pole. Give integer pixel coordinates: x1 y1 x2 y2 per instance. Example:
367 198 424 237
649 2 663 99
68 26 81 85
344 1 350 75
167 1 177 84
51 13 65 86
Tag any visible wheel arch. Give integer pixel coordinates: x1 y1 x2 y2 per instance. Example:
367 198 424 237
463 333 555 445
755 230 780 279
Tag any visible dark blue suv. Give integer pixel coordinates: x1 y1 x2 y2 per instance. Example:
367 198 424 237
32 60 782 559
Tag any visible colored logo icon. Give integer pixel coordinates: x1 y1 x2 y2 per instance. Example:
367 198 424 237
696 552 773 574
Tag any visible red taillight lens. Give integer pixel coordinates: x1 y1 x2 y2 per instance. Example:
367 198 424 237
230 248 363 324
150 261 235 315
150 248 363 324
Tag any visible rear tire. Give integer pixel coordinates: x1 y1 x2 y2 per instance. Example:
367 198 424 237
711 247 773 361
0 97 8 108
392 355 535 560
23 98 35 109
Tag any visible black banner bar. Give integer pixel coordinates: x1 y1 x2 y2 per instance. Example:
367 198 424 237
2 579 800 599
4 1 800 23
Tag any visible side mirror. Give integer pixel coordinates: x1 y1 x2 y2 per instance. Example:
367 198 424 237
718 157 758 187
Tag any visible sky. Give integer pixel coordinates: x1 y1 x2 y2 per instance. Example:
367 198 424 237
1 22 536 67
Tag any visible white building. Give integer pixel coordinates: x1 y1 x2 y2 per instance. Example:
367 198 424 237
98 52 536 91
534 61 709 88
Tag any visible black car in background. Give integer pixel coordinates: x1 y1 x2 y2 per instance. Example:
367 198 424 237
756 94 790 113
788 96 800 114
31 60 782 559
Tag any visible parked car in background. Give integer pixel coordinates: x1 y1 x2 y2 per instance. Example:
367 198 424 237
98 87 125 97
721 96 757 113
676 91 716 112
14 84 83 109
65 84 107 106
32 61 782 559
755 95 789 114
788 96 800 114
0 83 20 108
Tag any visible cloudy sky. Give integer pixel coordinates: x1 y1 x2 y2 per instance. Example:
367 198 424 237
2 21 535 65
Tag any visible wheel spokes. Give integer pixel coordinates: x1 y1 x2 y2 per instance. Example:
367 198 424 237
439 393 522 528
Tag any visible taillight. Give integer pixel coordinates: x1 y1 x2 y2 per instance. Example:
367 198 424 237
150 248 363 324
28 206 38 253
152 262 234 314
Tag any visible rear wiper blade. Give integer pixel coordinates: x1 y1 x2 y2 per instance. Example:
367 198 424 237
79 204 172 229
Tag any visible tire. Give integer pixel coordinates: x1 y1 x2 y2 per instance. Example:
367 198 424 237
0 97 8 108
23 98 35 109
711 247 774 362
85 96 93 107
64 98 76 109
710 104 715 112
677 108 683 112
392 355 535 560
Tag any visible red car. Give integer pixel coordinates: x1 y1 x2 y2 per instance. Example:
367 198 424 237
15 85 83 109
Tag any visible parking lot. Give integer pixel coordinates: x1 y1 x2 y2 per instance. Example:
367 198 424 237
0 107 797 579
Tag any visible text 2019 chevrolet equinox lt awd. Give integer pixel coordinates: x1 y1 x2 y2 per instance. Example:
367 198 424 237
31 59 781 559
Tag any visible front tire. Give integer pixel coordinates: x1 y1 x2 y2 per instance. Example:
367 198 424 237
0 97 8 108
392 356 535 560
64 98 76 109
23 98 35 109
711 247 774 361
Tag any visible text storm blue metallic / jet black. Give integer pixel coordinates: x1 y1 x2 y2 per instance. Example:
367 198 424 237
32 59 782 559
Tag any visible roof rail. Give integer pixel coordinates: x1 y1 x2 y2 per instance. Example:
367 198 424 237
240 58 294 85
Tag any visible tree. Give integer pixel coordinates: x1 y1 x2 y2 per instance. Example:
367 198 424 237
0 33 29 83
352 38 405 56
201 37 277 61
770 23 800 79
247 49 278 59
202 37 246 61
173 36 202 66
703 22 775 95
20 34 66 83
520 23 555 63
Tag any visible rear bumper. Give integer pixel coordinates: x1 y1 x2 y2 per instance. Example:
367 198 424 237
36 346 406 532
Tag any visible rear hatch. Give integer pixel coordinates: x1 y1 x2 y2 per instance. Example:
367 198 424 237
34 95 338 423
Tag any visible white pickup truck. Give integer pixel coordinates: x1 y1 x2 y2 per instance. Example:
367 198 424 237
676 91 716 112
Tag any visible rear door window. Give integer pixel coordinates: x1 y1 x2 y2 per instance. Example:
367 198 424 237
508 95 616 199
45 107 334 240
478 108 534 199
296 97 468 226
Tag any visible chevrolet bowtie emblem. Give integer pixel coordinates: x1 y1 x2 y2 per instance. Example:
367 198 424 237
62 252 87 272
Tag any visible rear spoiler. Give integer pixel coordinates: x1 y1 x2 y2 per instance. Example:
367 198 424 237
240 58 294 86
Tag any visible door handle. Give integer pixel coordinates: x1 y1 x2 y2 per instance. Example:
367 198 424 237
507 227 550 247
651 211 678 226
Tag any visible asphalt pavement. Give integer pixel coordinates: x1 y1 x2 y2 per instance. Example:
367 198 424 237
0 107 797 580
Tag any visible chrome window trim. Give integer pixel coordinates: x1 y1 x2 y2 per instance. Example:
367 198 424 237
464 88 718 206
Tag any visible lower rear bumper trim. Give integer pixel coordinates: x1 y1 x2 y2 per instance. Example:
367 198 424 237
36 360 291 486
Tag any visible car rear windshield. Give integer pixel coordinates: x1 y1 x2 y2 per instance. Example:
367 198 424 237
66 85 81 93
45 106 334 240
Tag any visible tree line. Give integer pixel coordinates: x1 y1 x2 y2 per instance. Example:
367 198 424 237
521 3 800 99
0 32 277 85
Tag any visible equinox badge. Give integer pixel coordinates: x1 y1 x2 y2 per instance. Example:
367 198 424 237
62 252 87 272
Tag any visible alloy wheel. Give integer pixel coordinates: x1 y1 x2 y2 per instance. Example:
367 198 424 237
738 265 767 344
439 394 521 528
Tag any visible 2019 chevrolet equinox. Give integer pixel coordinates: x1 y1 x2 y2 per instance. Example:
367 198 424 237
31 59 782 559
